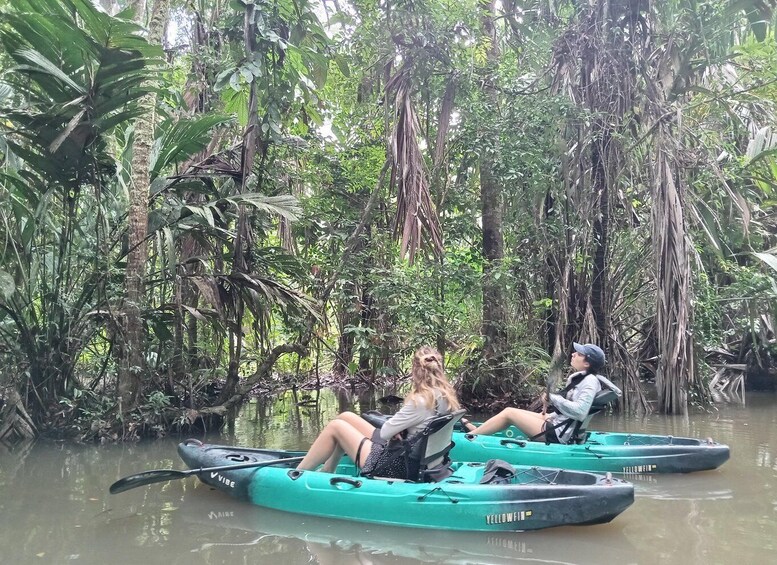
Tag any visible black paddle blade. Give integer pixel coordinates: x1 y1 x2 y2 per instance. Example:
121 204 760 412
109 455 306 494
109 469 190 494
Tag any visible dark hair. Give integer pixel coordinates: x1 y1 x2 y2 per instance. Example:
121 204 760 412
573 343 605 372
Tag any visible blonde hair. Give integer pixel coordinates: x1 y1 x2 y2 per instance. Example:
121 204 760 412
406 346 461 412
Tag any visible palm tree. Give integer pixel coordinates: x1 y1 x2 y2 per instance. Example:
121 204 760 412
548 0 775 413
120 0 171 412
0 0 160 416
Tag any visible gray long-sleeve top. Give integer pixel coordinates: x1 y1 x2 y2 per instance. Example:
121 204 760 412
380 393 449 441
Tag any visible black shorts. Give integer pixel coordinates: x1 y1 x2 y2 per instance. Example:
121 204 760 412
542 421 561 444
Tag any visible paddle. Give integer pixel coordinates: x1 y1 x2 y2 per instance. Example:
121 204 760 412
109 456 304 494
542 340 567 415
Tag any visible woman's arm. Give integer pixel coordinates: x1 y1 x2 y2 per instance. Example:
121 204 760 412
548 375 600 421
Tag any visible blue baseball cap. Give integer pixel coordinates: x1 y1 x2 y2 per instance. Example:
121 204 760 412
573 343 605 371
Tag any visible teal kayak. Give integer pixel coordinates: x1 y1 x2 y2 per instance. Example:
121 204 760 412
177 439 634 532
449 426 730 474
180 487 640 561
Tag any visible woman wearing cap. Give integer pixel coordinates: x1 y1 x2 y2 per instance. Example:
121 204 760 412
460 343 614 445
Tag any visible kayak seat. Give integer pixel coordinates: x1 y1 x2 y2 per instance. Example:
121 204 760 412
572 388 619 442
360 409 466 482
361 410 391 428
410 409 467 482
534 388 619 445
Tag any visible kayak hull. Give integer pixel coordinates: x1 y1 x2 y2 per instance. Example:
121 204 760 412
180 488 640 562
450 428 730 474
177 439 634 532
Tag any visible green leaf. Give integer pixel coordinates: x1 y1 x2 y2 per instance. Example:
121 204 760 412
215 68 235 91
223 88 250 127
150 114 232 179
334 54 351 78
229 72 241 91
239 67 254 84
227 194 301 221
14 47 86 94
753 252 777 274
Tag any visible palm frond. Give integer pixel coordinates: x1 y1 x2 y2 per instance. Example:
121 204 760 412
226 194 302 222
387 72 443 263
151 115 233 180
13 48 86 94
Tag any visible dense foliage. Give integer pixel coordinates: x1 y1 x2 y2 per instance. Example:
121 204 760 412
0 0 776 441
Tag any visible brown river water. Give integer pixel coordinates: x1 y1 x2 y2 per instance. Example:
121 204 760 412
0 389 775 565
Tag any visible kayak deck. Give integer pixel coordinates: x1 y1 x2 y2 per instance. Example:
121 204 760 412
178 440 635 532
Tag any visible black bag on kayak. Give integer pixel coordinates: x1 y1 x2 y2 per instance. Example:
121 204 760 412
480 459 517 485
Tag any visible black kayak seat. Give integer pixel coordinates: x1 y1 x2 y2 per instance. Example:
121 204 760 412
539 388 619 445
411 409 466 481
361 409 466 482
361 410 391 429
591 388 619 409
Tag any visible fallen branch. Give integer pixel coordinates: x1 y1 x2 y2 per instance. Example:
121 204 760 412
199 343 308 416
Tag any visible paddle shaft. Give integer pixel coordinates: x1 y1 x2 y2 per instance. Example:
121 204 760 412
109 455 304 494
543 345 566 415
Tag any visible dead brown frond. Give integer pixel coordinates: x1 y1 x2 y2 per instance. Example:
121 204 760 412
547 1 653 412
650 129 695 413
386 70 443 264
433 77 456 172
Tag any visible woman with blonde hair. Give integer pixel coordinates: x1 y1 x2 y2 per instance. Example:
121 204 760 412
296 346 460 479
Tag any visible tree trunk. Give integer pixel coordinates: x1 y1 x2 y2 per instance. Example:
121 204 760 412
331 229 368 379
0 388 37 444
119 0 170 411
219 1 260 403
479 0 508 363
357 282 375 381
332 280 358 378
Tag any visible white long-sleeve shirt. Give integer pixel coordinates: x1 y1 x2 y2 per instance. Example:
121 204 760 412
380 393 449 441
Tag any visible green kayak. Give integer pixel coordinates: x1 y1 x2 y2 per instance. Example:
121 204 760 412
449 426 730 474
177 439 634 532
180 486 640 562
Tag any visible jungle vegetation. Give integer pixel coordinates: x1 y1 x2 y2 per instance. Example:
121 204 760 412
0 0 776 442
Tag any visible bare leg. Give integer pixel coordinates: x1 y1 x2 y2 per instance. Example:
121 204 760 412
322 444 345 473
470 408 548 438
336 411 377 437
296 419 372 472
322 412 379 470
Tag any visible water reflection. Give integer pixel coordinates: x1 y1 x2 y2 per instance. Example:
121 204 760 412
178 485 637 564
629 472 734 501
1 391 776 564
710 388 746 405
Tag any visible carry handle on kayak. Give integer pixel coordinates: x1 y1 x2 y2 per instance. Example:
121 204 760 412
499 439 527 448
330 477 362 488
109 456 304 494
